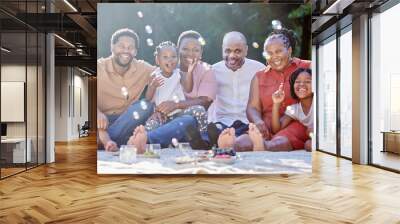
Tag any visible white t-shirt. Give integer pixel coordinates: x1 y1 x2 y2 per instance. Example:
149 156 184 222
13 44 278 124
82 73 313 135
209 58 266 126
284 100 314 132
152 68 185 116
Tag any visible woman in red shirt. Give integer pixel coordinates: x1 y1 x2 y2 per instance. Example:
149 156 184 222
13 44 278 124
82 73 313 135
233 28 311 151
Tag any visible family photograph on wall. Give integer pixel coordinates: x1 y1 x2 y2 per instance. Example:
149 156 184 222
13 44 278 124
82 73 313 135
96 3 313 174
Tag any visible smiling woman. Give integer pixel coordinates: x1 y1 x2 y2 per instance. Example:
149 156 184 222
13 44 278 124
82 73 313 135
96 3 312 175
240 28 311 152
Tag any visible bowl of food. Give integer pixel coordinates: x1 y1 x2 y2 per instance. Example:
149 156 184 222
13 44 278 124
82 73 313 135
209 148 236 164
140 150 160 159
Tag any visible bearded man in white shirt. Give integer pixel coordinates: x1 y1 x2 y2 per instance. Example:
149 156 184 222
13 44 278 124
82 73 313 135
186 31 266 149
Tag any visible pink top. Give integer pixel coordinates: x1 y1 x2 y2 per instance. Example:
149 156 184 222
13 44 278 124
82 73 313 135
183 61 217 100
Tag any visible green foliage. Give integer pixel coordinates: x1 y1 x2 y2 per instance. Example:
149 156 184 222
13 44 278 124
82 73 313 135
98 3 311 64
288 3 312 19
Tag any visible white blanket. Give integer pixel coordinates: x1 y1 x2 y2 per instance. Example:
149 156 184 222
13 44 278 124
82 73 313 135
97 149 311 174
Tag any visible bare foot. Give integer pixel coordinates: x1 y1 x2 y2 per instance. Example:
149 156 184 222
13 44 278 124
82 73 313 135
127 125 147 154
217 128 236 148
99 129 118 151
248 123 265 151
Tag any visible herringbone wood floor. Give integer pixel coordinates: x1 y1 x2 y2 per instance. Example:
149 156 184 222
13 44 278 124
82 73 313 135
0 135 400 224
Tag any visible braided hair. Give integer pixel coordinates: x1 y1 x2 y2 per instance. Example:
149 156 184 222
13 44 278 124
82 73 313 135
264 28 297 51
154 41 177 57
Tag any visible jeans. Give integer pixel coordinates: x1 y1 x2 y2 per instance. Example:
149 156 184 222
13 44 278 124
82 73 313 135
107 100 154 146
200 120 249 143
147 115 197 148
145 105 207 132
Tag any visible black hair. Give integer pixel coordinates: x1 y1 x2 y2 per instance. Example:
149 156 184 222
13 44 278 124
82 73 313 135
177 30 203 48
289 68 312 99
111 28 140 49
264 28 297 51
154 41 177 57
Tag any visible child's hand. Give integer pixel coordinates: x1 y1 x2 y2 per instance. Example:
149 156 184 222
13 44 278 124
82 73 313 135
187 57 199 75
149 75 164 88
272 83 285 104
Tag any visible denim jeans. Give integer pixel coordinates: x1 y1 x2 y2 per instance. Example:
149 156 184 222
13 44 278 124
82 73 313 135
107 100 154 146
147 115 197 148
200 120 249 143
107 100 197 148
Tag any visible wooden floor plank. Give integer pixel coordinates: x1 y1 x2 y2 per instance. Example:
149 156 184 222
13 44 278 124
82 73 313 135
0 135 399 223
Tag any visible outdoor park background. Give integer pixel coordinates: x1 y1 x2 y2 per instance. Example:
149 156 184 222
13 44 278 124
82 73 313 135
97 3 311 64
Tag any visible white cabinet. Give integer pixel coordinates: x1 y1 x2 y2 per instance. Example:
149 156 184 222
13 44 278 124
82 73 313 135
1 138 31 163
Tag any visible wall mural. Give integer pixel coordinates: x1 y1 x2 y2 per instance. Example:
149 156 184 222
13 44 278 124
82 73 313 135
97 3 313 174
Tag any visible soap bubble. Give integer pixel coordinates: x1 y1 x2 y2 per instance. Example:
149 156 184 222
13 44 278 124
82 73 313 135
286 106 295 115
140 100 148 110
216 123 223 129
172 95 180 103
272 20 282 30
133 111 140 120
198 37 206 46
137 11 143 18
252 42 259 49
262 52 271 60
121 87 128 98
145 25 152 34
146 38 154 47
171 138 179 147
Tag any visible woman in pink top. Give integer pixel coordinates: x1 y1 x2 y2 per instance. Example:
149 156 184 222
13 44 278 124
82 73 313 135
155 30 217 132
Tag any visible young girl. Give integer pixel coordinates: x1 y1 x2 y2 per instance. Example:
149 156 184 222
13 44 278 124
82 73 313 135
145 41 207 132
271 68 313 151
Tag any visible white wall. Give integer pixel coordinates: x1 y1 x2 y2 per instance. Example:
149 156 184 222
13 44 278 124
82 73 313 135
1 64 46 163
54 67 89 141
55 67 69 141
0 65 40 138
312 45 316 151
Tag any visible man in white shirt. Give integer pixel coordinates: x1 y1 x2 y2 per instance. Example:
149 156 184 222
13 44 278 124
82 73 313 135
186 31 265 149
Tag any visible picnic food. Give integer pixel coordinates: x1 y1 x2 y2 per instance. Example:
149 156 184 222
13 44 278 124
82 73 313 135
210 148 236 164
175 156 196 164
212 148 236 157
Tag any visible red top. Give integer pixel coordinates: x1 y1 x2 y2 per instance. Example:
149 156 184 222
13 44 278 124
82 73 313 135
256 57 311 127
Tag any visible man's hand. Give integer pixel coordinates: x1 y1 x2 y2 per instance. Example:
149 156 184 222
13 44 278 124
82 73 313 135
105 140 118 152
97 111 109 130
255 120 271 140
157 101 178 115
272 83 285 104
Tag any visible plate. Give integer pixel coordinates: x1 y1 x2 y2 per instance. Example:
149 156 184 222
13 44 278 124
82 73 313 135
210 155 236 164
175 156 196 164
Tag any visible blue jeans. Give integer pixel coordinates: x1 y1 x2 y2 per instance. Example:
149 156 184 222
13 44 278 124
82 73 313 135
107 100 154 146
200 120 249 143
147 115 197 148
